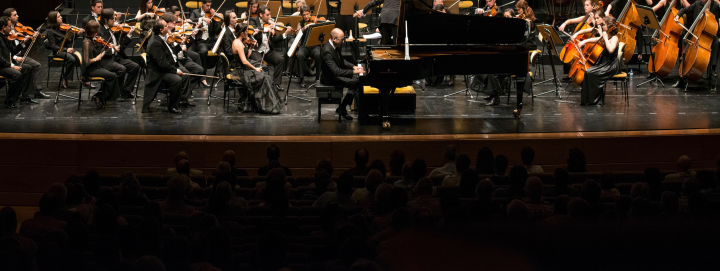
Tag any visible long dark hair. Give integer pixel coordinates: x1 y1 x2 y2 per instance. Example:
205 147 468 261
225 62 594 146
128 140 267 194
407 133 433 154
234 22 247 37
140 0 152 13
248 0 260 16
515 0 535 21
47 11 60 29
604 15 619 36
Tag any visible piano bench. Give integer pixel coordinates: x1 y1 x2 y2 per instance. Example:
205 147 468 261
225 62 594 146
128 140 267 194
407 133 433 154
316 83 344 123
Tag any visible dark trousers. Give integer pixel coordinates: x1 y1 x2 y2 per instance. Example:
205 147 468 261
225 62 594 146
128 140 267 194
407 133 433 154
142 71 186 110
21 56 42 91
327 75 360 112
113 56 140 97
336 15 355 36
55 52 77 80
85 67 120 101
379 23 397 46
251 49 285 86
186 50 202 67
194 40 211 74
179 59 203 101
0 66 27 103
296 45 322 81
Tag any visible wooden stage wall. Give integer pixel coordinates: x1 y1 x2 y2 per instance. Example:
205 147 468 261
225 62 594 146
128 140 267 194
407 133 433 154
2 129 720 206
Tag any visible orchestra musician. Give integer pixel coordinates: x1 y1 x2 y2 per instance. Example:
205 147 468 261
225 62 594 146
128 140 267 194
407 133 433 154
0 16 35 108
577 15 620 105
98 8 140 100
354 0 401 46
515 0 536 25
432 4 450 13
170 6 203 68
136 0 161 35
81 0 104 28
651 0 691 15
503 8 516 17
241 0 260 20
321 28 365 121
4 8 45 101
558 0 598 32
605 0 650 64
295 5 323 88
163 20 203 107
230 23 283 113
475 0 501 16
82 20 121 108
291 0 307 16
673 0 720 88
188 0 223 87
221 10 239 64
142 14 195 114
249 5 293 90
45 11 84 89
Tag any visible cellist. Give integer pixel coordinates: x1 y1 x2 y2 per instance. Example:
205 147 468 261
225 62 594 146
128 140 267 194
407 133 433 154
605 0 648 65
559 0 599 32
577 15 620 105
673 0 720 88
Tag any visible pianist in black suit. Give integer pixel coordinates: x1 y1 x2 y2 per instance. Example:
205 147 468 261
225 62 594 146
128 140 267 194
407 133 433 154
98 8 141 99
81 0 103 28
321 28 365 120
354 0 401 45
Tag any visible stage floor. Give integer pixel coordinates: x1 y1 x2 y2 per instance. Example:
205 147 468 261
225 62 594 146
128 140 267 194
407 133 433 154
2 45 720 136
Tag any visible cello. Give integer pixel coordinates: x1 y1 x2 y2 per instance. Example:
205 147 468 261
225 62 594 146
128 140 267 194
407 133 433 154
648 0 684 77
615 0 642 64
569 22 619 86
559 0 603 64
678 0 717 82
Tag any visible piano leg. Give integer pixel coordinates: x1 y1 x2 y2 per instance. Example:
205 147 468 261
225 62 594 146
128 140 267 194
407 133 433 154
378 87 396 129
514 76 524 118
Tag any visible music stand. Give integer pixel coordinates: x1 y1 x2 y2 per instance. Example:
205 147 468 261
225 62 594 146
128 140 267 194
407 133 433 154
264 1 284 16
276 15 304 30
635 5 663 87
534 24 563 98
284 22 335 103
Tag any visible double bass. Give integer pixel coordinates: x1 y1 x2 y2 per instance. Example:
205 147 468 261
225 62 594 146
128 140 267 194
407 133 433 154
615 0 642 64
648 0 684 77
679 0 717 82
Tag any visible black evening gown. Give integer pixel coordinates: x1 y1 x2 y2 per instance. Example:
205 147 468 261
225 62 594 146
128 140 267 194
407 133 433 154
231 46 282 114
581 47 619 105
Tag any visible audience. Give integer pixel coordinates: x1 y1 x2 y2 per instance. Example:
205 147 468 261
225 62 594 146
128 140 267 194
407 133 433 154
257 145 293 176
442 154 470 187
159 176 196 215
494 166 528 199
523 177 553 220
315 171 358 206
429 145 457 178
167 151 204 177
393 161 414 189
117 173 150 206
311 159 337 190
349 149 370 176
521 146 544 173
353 169 384 207
219 150 249 176
475 147 495 174
567 148 587 172
368 159 387 177
407 178 442 215
304 169 332 200
663 155 696 184
388 150 406 177
600 173 620 197
457 169 481 198
543 168 580 197
20 194 67 237
490 155 510 185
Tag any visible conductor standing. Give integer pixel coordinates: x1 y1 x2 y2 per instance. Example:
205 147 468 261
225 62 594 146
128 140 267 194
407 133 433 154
353 0 400 45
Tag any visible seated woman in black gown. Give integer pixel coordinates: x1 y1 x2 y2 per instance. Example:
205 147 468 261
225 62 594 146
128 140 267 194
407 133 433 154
230 23 282 114
45 11 84 89
82 20 121 108
576 15 620 105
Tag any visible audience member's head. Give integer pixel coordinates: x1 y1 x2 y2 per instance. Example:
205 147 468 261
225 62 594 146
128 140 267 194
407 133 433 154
337 171 355 195
354 149 369 169
661 191 679 213
476 147 495 174
475 179 494 201
630 182 650 200
167 176 188 201
316 158 334 176
266 145 281 162
568 198 588 218
455 154 471 173
677 155 692 173
365 169 384 195
176 159 191 176
600 172 616 190
368 159 386 177
222 150 236 167
48 183 68 208
553 168 570 189
389 150 406 176
567 148 587 172
644 167 662 191
581 179 601 204
314 169 331 193
509 165 529 189
525 177 544 201
264 168 288 202
84 170 101 196
521 146 536 166
0 206 17 234
120 175 141 197
507 199 529 221
443 145 457 163
411 159 427 183
494 155 508 176
215 181 233 203
174 151 190 165
401 161 413 181
215 161 231 175
39 193 59 216
416 178 434 196
374 184 393 209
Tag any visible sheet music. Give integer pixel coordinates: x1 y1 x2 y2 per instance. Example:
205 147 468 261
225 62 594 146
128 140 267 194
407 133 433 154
363 33 382 39
212 27 227 54
287 30 303 57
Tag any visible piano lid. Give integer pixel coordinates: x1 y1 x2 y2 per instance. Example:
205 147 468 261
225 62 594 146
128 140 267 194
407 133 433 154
397 0 529 46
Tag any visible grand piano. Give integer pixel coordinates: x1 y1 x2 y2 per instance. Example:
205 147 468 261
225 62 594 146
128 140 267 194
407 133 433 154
358 0 531 128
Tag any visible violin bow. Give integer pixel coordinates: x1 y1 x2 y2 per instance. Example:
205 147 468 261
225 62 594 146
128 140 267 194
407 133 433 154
19 23 45 66
70 13 79 50
117 7 130 45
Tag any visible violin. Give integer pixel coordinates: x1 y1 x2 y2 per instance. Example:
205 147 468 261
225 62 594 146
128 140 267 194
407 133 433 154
483 5 497 16
114 12 132 16
110 23 133 34
149 6 166 16
93 36 114 50
264 21 291 33
242 37 257 47
166 33 190 44
309 16 327 22
59 23 83 34
14 22 44 39
204 8 224 22
248 25 256 35
6 32 27 41
517 13 526 19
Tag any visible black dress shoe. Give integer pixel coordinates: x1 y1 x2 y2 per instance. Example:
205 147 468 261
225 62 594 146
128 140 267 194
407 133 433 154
20 97 38 104
274 84 283 92
121 93 135 99
336 108 353 120
5 102 17 108
180 101 196 107
34 92 50 99
484 96 499 106
141 107 153 113
201 81 210 87
672 80 686 88
483 96 493 101
169 107 182 114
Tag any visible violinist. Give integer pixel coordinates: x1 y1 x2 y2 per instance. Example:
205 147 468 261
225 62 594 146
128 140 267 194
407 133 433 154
230 23 283 113
558 0 598 33
577 16 620 106
250 5 292 90
81 0 104 28
241 0 261 20
515 0 536 25
433 4 451 13
295 5 323 88
673 0 720 88
290 0 306 16
99 8 140 100
188 0 223 87
503 8 516 17
4 8 44 100
0 16 34 108
475 0 501 17
82 20 121 108
221 10 239 65
142 16 190 113
159 14 203 107
354 0 402 46
45 11 84 89
136 0 161 34
170 6 203 67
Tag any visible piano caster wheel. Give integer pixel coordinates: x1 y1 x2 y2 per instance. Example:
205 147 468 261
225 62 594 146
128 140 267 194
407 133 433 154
513 109 521 118
382 120 391 130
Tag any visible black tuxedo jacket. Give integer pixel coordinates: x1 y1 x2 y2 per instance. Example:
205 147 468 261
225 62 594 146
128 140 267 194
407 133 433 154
320 42 354 84
98 25 134 59
363 0 400 25
188 9 223 42
45 28 75 54
221 26 237 60
0 35 23 68
81 13 99 28
145 34 180 95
